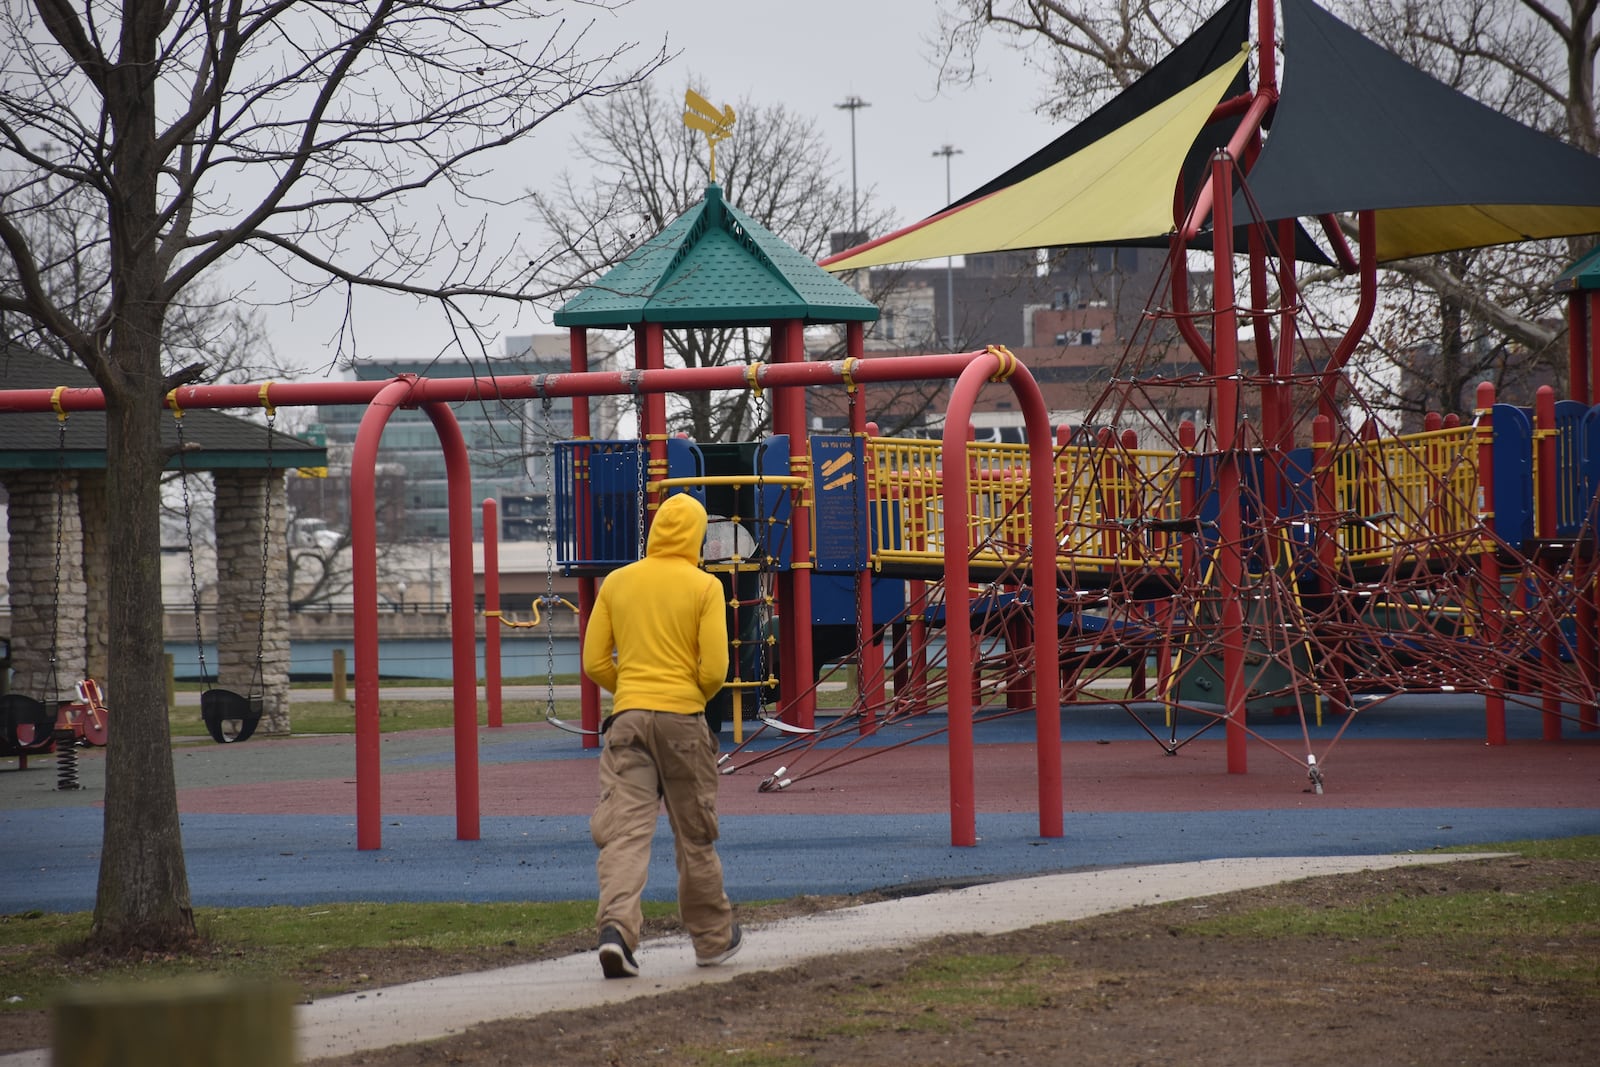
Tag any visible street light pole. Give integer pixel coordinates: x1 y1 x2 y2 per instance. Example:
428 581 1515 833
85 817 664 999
834 96 871 235
932 144 963 349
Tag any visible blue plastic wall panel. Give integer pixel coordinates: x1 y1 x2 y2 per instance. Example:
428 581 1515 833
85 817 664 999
810 435 869 571
1552 400 1589 539
1492 404 1534 547
757 436 794 570
1277 447 1319 558
1191 450 1269 566
553 440 646 568
808 573 908 627
666 436 707 506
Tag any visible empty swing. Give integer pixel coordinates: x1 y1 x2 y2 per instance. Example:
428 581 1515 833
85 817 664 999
171 392 268 743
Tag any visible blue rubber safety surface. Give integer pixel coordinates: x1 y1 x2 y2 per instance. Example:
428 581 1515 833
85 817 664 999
5 806 1599 914
4 694 1597 915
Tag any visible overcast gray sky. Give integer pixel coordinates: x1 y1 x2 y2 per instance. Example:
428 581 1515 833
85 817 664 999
262 0 1060 375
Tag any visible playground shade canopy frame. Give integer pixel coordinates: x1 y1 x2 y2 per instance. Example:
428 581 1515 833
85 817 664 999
821 0 1600 272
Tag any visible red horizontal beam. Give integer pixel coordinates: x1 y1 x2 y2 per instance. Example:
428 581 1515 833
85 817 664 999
0 352 996 415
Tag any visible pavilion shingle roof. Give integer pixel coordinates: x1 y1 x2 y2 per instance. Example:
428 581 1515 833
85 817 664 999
554 184 878 329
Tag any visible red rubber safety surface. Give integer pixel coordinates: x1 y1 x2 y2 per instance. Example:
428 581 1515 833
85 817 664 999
172 731 1600 819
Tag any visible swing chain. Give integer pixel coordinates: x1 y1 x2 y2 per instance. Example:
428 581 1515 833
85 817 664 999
540 393 559 718
750 380 775 720
47 412 67 700
253 405 275 696
631 377 647 563
172 403 213 687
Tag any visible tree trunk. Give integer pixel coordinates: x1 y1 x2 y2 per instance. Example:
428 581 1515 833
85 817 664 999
92 374 196 949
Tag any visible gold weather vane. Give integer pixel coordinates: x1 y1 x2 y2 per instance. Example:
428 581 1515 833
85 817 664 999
683 90 736 181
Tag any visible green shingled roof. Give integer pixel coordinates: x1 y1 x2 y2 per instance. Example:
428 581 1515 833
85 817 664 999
1554 244 1600 292
554 184 879 328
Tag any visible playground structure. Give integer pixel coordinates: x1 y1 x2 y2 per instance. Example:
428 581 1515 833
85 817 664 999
4 0 1600 855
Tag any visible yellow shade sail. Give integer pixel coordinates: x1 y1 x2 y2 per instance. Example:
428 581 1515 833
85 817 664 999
824 46 1249 273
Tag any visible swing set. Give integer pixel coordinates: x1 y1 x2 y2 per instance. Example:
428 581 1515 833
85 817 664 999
1 391 109 779
169 388 274 743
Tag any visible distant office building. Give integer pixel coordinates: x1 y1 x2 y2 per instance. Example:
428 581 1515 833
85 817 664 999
303 335 621 541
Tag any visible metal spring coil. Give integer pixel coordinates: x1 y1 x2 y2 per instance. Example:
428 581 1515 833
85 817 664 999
55 729 81 791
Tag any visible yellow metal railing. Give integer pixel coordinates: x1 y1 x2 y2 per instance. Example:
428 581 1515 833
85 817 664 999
865 437 1187 573
1331 425 1482 564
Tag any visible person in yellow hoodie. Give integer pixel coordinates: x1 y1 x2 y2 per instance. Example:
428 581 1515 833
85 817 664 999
582 491 742 978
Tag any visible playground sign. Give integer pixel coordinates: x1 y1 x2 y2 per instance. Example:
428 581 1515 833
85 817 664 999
811 435 867 571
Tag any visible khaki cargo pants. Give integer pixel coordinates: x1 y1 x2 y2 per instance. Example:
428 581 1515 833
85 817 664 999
591 709 735 960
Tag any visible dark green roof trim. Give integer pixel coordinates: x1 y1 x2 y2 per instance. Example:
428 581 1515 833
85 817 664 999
554 184 879 328
1554 245 1600 292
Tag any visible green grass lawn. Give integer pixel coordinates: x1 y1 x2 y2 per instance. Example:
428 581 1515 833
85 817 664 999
4 837 1594 1025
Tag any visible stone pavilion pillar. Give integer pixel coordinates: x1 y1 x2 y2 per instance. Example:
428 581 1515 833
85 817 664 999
213 469 291 735
3 469 88 702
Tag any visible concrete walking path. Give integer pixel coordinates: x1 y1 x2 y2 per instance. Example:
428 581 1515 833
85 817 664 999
297 853 1499 1060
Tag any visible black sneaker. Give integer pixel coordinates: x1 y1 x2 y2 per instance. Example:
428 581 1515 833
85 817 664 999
696 924 743 967
598 926 638 979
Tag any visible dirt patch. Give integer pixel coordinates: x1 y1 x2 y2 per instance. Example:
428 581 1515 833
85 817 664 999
303 856 1598 1066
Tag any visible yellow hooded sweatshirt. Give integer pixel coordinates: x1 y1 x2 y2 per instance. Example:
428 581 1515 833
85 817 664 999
582 492 729 715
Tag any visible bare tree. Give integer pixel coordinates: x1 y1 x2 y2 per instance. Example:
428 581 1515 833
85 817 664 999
530 77 943 442
934 0 1216 115
0 0 662 951
936 0 1597 418
1337 0 1593 418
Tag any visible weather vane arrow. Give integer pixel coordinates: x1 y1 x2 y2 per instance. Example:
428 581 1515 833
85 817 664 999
683 89 736 182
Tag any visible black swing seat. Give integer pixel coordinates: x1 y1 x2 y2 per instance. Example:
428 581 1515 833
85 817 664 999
200 689 263 744
1 693 59 767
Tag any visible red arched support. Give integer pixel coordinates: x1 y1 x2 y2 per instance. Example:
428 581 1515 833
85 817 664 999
425 401 482 841
350 381 482 850
350 379 411 850
940 348 1061 847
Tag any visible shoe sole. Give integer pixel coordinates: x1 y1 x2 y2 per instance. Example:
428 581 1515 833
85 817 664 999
599 943 638 978
696 932 743 968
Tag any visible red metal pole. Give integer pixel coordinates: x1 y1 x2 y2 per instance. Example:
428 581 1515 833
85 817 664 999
1568 293 1590 404
1574 304 1600 730
1533 387 1562 742
1324 211 1378 419
570 329 602 746
1590 292 1600 405
482 498 503 729
3 352 1040 417
351 379 415 850
1209 152 1248 775
847 324 884 735
776 318 817 731
424 401 481 842
1475 383 1507 745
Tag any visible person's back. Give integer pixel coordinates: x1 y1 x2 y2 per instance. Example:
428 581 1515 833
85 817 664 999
582 492 741 978
583 494 727 716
